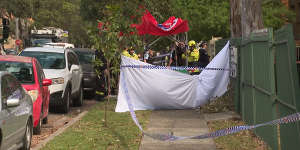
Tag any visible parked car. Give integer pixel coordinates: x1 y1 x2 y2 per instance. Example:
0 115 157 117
0 71 33 150
0 55 52 134
71 48 105 98
19 47 83 113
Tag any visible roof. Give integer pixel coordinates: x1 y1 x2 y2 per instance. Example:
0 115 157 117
71 48 95 53
22 47 65 53
0 55 33 63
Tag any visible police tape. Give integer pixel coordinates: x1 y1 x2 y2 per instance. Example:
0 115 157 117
120 65 232 71
120 70 300 141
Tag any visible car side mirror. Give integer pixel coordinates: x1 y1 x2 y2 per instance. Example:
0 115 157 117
42 79 52 86
7 98 20 107
71 65 79 71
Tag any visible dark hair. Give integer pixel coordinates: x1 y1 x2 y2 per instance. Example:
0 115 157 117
200 42 207 47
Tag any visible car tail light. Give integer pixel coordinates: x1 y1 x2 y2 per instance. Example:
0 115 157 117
28 90 38 102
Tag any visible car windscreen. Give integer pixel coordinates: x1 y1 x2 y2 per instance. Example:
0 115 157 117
31 38 52 47
0 61 35 84
20 51 66 69
74 51 95 64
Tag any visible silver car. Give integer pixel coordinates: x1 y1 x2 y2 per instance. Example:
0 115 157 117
0 72 33 150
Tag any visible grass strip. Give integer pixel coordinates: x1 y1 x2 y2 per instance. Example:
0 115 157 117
42 98 151 150
207 118 271 150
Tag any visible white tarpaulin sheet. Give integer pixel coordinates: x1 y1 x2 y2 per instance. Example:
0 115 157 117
116 41 230 112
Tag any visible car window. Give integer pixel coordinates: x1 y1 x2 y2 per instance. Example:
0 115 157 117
36 61 45 79
20 51 66 69
31 38 52 47
67 52 74 70
0 61 35 84
1 75 24 108
35 61 43 87
1 76 9 105
74 51 94 65
71 52 79 65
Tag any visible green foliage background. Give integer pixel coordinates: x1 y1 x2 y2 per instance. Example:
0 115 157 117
0 0 295 91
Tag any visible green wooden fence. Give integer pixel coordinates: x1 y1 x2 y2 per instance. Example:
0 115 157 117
215 24 300 150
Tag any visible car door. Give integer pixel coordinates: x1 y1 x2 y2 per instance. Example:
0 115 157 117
67 52 76 95
71 52 81 93
68 52 80 94
36 60 48 118
1 75 28 149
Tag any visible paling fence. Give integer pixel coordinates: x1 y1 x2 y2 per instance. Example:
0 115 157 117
215 24 300 150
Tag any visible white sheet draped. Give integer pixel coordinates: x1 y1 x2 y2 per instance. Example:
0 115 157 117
115 42 230 112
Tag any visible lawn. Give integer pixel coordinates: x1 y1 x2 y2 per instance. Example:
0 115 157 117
42 98 151 150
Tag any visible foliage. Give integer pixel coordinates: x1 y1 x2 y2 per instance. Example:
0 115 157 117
262 0 296 30
170 0 231 41
42 98 151 150
31 0 92 47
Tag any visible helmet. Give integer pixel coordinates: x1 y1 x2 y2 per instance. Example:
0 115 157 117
188 40 196 47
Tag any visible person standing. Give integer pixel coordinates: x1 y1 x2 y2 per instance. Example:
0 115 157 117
182 40 199 67
122 47 131 57
129 46 139 60
144 49 154 63
198 41 210 68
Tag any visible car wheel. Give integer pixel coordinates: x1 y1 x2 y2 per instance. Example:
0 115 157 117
61 89 70 113
21 119 32 150
74 86 83 106
33 113 42 135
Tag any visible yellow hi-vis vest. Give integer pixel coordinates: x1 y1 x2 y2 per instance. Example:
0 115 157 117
130 53 139 60
182 48 199 62
122 50 131 57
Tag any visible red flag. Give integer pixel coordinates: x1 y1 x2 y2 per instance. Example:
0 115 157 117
132 10 189 36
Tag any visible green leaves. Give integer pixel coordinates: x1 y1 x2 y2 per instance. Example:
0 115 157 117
262 0 296 30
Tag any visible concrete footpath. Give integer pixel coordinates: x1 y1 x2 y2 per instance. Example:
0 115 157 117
139 110 239 150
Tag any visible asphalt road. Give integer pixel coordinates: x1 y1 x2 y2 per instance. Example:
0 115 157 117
30 98 99 148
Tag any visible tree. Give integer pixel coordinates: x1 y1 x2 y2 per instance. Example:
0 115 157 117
230 0 295 37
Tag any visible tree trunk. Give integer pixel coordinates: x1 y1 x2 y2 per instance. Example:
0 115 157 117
104 60 111 127
230 0 264 38
230 0 242 38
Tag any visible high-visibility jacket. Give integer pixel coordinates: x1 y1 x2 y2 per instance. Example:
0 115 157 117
182 49 199 62
130 53 139 60
122 50 131 57
190 48 199 62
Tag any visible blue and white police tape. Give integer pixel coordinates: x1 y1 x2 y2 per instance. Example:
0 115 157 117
120 65 232 71
120 70 300 141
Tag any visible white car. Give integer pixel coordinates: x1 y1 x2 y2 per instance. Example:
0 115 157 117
19 47 83 113
43 43 75 49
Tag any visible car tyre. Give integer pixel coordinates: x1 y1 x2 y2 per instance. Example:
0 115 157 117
33 114 42 135
74 86 83 106
21 119 32 150
61 89 70 113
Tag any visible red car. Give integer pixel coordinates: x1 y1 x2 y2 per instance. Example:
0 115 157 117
0 55 52 134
